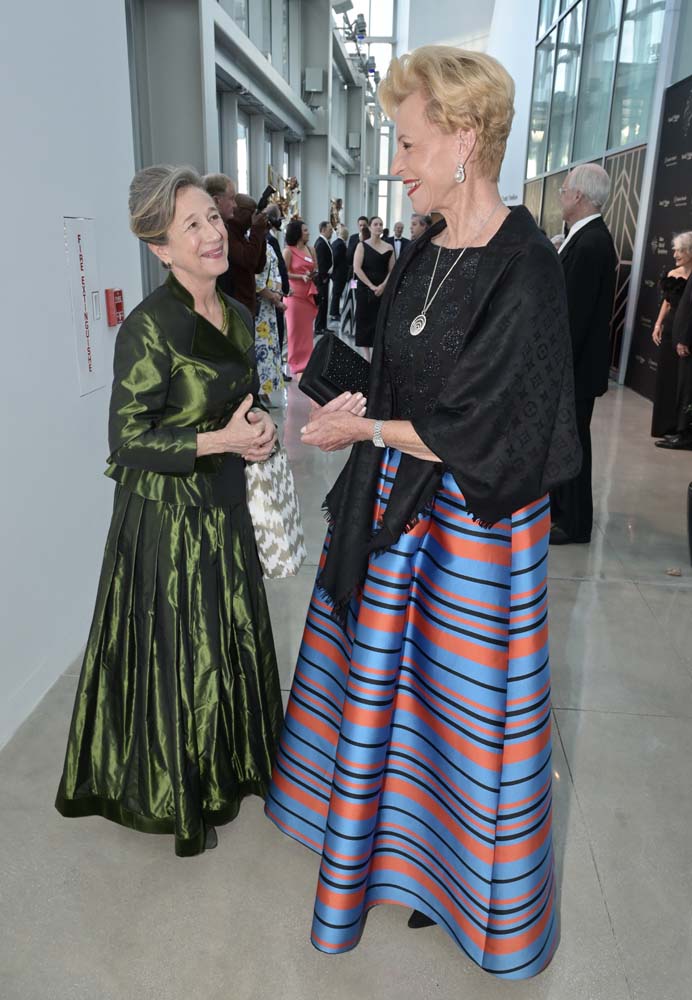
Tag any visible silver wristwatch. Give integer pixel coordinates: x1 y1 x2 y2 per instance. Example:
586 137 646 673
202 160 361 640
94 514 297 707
372 419 385 448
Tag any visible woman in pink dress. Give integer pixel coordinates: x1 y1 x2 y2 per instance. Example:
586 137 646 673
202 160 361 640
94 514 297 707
283 219 318 375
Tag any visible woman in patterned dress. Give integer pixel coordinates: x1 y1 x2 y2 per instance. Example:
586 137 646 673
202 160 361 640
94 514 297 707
255 237 286 403
265 46 581 979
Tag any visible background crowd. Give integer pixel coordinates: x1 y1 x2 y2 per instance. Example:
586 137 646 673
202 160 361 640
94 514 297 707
199 169 435 395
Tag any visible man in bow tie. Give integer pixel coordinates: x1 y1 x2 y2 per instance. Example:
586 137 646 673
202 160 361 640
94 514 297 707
385 221 410 260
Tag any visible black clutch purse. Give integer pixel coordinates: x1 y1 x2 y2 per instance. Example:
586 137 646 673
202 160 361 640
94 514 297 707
299 334 371 406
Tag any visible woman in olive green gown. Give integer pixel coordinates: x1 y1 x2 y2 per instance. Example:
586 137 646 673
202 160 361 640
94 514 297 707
55 166 284 856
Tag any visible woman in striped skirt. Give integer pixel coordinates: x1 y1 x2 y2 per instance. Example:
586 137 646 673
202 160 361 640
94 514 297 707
266 45 581 980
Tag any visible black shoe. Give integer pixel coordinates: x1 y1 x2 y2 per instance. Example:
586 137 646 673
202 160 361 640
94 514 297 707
655 434 692 450
283 373 293 382
205 825 218 850
549 525 590 546
407 909 436 929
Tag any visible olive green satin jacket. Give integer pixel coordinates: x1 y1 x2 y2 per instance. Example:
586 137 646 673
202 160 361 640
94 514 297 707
105 273 259 507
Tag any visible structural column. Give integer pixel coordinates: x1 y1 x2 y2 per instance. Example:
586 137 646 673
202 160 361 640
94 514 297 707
219 92 239 181
299 0 333 231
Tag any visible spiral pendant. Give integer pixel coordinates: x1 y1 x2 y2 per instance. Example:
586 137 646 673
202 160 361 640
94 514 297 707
409 313 427 336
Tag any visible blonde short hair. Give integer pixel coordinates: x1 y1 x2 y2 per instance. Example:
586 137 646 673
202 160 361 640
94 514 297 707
129 165 204 245
379 46 515 181
673 231 692 256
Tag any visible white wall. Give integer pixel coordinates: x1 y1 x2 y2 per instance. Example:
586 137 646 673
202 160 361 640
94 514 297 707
0 2 141 747
487 0 540 207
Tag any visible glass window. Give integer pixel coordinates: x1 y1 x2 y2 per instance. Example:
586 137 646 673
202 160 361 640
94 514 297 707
370 0 394 36
379 129 391 174
541 170 569 240
219 0 248 34
281 0 290 80
546 1 584 172
237 119 249 195
283 149 289 180
526 30 557 179
378 179 388 225
368 42 393 80
538 0 558 37
524 179 543 224
573 0 623 161
608 0 665 150
261 0 271 57
344 1 392 38
265 132 272 178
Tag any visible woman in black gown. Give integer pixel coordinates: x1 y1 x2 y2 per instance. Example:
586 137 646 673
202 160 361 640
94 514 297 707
353 215 395 357
651 232 692 442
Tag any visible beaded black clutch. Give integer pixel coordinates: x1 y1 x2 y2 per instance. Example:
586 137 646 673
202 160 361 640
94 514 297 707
299 334 371 406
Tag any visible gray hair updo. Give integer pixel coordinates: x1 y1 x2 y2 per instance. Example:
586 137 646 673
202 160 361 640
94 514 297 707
129 165 205 245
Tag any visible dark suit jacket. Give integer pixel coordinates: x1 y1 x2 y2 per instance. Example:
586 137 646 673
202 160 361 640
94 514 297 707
385 235 411 259
559 216 617 399
346 233 362 267
314 234 333 286
331 237 348 285
219 217 267 314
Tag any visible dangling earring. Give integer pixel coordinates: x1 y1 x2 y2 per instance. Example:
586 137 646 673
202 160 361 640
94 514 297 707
454 161 466 184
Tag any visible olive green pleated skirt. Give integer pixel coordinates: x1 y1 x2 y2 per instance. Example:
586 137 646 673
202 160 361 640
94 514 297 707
55 486 284 856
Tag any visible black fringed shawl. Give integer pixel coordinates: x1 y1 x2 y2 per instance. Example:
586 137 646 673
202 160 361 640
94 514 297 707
319 207 582 619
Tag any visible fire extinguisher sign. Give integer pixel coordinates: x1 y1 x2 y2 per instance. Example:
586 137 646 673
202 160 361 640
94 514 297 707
64 217 107 396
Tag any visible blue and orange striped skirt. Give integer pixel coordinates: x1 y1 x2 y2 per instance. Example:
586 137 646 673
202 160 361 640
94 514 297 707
266 449 557 979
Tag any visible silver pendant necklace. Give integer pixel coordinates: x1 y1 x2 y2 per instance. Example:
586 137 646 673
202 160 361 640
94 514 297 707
409 201 504 337
409 245 464 336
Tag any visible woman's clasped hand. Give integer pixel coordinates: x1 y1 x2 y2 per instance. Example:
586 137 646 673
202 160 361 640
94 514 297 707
300 391 368 452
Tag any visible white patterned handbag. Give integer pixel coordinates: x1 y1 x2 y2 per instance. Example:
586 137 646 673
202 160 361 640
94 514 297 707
244 446 306 578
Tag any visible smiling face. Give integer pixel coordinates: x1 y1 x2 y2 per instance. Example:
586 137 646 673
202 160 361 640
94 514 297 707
390 91 460 217
150 185 228 281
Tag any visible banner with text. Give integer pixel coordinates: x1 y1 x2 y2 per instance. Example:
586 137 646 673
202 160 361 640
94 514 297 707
627 75 692 399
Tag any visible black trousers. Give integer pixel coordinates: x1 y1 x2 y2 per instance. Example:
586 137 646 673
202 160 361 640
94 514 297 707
551 395 595 542
315 276 330 333
330 277 347 318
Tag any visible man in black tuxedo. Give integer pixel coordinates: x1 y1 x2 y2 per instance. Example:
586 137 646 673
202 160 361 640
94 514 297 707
314 221 333 335
329 225 348 321
550 163 617 545
346 216 369 267
385 221 410 260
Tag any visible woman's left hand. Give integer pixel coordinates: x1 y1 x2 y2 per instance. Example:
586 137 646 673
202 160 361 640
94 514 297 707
309 391 367 418
301 409 367 451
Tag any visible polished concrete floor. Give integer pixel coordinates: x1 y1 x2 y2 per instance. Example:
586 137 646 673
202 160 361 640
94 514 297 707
2 382 692 1000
